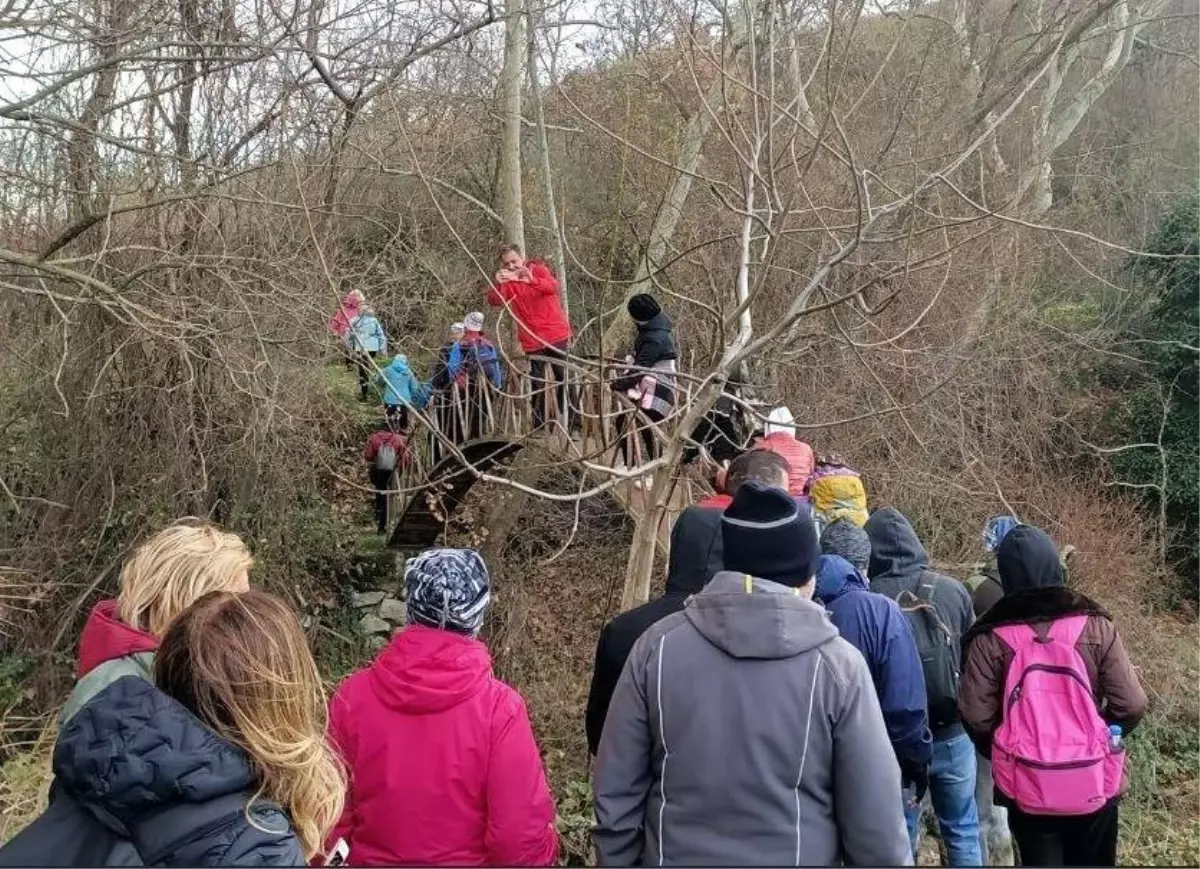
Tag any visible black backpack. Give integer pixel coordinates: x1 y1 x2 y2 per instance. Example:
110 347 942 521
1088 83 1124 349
898 573 961 731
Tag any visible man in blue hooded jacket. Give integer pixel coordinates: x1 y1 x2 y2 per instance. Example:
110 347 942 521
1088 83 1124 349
815 555 933 807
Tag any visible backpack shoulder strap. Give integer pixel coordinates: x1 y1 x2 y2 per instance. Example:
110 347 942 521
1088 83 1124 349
993 622 1038 651
1046 614 1090 647
916 574 938 604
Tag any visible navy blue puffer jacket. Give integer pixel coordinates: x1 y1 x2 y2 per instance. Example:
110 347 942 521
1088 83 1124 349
0 676 303 866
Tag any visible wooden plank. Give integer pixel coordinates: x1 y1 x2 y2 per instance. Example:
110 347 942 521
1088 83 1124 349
388 439 523 551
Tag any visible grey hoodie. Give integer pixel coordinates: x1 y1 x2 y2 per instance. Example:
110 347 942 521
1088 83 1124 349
592 571 911 867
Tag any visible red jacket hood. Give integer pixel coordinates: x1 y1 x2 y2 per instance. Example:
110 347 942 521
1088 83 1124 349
368 624 492 714
696 493 732 510
76 600 159 678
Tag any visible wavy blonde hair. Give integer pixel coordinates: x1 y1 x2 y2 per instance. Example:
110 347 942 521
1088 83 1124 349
118 518 253 636
154 591 346 859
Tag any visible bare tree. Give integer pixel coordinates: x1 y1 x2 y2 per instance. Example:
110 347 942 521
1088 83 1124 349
498 0 526 248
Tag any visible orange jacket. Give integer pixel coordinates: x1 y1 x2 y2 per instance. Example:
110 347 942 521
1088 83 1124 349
751 433 815 496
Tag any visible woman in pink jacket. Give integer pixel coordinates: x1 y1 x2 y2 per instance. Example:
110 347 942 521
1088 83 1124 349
326 548 558 867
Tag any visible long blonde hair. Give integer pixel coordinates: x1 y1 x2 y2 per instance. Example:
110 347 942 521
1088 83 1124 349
154 591 346 858
118 518 253 636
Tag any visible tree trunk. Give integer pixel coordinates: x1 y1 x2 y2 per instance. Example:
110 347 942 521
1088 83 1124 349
497 0 526 250
1015 0 1153 217
599 70 724 354
174 0 201 192
952 0 1006 176
526 18 567 312
67 0 132 221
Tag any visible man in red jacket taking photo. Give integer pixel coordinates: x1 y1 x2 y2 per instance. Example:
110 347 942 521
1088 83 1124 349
487 244 573 430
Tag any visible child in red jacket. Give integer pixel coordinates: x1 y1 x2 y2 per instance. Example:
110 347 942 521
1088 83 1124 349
487 245 572 429
363 421 410 535
326 549 558 867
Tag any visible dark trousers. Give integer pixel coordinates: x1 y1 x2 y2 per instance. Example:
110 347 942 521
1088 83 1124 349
529 341 571 429
616 408 659 466
385 404 410 432
1008 802 1118 867
355 350 377 398
369 466 393 533
431 395 457 463
463 389 487 441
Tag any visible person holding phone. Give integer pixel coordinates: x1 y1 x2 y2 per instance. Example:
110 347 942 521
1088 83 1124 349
487 244 572 430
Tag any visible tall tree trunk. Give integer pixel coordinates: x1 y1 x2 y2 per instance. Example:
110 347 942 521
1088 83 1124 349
67 0 132 221
174 0 200 192
952 0 1006 176
599 72 724 354
526 19 567 312
1015 0 1155 217
600 15 750 354
620 13 761 609
497 0 525 250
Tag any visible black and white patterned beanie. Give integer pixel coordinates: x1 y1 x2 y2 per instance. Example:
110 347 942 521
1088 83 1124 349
404 548 491 637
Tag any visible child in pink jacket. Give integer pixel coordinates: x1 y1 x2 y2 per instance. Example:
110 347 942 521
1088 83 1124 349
326 549 558 867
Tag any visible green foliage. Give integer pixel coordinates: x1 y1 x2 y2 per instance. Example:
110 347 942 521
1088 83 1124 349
554 778 595 866
1109 194 1200 599
1122 707 1200 865
0 656 33 712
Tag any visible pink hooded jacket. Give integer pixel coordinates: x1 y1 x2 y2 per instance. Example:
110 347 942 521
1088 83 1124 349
329 292 362 338
326 625 558 867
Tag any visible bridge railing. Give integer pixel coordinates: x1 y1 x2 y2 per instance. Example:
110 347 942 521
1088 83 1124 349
416 354 700 466
384 352 712 542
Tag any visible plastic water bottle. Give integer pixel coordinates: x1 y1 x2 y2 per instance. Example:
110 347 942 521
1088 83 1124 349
1108 724 1125 753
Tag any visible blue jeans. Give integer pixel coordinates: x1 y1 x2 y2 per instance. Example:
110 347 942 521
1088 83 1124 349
904 732 982 867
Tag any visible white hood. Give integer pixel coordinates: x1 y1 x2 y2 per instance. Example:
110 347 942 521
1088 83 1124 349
764 406 796 437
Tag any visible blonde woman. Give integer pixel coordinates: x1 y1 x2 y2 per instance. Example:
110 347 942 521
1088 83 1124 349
0 591 346 866
59 517 252 725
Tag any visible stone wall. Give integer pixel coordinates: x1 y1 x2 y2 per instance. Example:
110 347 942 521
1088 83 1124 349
351 590 406 650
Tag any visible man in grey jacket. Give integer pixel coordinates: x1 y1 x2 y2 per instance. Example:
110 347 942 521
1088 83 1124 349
592 482 912 867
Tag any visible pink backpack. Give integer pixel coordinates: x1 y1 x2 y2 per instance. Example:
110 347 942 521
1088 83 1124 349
991 615 1123 816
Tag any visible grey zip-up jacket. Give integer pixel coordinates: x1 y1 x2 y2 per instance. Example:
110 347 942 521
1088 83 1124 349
592 571 911 867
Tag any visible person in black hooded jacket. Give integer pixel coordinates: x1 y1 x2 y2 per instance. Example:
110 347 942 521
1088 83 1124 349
584 503 723 756
611 293 677 470
0 676 303 867
958 525 1147 868
0 590 345 867
864 506 981 867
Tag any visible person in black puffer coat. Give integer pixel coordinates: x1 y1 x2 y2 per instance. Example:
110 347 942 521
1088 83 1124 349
1 591 345 867
611 293 678 470
584 503 723 756
0 676 302 867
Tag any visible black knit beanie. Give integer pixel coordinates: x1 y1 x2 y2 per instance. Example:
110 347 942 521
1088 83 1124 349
627 293 661 322
722 481 818 587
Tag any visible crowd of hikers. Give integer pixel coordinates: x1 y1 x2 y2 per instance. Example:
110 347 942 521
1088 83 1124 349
0 401 1150 867
0 248 1149 866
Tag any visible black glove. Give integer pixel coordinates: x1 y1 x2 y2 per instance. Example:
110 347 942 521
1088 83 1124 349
900 759 930 803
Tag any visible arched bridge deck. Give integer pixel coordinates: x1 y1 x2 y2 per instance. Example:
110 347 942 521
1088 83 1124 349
381 355 711 556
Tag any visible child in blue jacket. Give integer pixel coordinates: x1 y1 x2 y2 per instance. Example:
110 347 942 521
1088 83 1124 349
374 354 429 431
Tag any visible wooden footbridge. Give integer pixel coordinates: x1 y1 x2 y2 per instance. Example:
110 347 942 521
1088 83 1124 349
383 356 711 559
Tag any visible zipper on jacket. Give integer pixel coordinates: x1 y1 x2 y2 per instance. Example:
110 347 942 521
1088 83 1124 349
1007 664 1093 709
140 809 243 864
1010 755 1104 771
